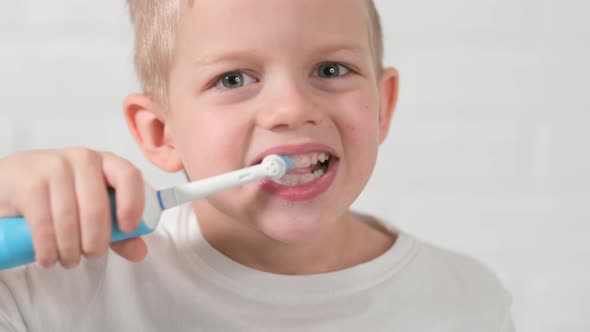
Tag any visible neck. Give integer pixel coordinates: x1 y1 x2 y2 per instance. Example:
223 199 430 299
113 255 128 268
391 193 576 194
192 202 395 275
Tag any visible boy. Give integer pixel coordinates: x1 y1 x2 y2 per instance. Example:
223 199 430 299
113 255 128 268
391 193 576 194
0 0 514 331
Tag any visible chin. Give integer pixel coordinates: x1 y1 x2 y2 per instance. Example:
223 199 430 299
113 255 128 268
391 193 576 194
259 213 331 244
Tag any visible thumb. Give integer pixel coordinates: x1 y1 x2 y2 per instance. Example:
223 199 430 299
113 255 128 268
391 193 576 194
110 237 148 262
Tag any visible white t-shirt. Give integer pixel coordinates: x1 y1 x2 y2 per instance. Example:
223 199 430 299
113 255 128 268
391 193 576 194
0 204 514 331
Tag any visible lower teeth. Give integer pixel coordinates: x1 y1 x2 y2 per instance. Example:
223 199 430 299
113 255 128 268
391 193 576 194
274 168 326 186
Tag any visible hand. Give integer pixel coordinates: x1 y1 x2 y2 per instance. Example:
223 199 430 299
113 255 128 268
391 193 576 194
0 148 147 269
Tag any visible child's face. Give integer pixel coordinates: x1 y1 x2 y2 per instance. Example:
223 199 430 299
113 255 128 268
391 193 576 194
137 0 397 242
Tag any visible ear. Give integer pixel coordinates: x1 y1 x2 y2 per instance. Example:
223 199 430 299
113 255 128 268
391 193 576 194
123 94 184 172
377 67 399 144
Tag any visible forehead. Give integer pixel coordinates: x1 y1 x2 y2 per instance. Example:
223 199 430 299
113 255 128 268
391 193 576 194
176 0 371 59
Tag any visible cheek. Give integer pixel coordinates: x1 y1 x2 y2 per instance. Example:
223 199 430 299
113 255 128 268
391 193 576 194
335 92 380 149
334 92 380 185
171 111 250 179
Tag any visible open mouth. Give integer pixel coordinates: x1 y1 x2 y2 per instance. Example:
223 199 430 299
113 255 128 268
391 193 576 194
256 149 339 201
253 150 337 186
274 152 335 186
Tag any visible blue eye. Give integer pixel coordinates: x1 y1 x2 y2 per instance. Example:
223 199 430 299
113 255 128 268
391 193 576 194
316 63 350 78
216 71 256 89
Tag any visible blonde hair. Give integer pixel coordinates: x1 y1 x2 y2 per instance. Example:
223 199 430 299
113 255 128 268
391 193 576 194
127 0 384 106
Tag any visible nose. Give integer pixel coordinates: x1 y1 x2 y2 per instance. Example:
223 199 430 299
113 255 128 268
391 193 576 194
255 77 325 131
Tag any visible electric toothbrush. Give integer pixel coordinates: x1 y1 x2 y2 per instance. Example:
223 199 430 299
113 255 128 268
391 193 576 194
0 154 293 270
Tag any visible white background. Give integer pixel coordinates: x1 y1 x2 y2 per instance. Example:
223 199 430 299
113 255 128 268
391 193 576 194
0 1 588 330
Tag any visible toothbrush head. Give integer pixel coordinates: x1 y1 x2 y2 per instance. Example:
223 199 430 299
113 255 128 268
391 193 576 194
260 155 293 179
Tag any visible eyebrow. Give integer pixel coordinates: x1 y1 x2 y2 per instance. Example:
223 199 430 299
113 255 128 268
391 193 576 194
311 43 367 56
193 43 367 67
193 50 261 67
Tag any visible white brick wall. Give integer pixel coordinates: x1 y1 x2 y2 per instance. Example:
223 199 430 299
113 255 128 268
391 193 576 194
1 1 589 330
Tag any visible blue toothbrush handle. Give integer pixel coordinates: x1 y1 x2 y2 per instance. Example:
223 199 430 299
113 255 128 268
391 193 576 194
0 189 155 270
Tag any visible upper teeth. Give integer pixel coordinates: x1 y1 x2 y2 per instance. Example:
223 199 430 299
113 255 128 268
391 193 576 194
290 152 330 168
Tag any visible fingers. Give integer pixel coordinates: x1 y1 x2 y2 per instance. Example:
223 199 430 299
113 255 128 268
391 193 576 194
101 152 145 234
110 238 148 262
0 148 148 269
48 158 81 268
67 148 112 259
20 180 58 268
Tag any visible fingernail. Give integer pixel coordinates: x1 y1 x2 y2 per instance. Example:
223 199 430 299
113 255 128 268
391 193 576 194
39 259 56 269
119 220 135 233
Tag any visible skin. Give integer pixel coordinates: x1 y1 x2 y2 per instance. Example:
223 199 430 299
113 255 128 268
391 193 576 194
125 0 399 274
0 0 398 272
0 149 146 268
